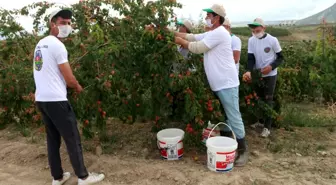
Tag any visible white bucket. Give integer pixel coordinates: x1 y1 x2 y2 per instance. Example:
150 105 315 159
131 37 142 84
157 128 185 160
206 122 238 172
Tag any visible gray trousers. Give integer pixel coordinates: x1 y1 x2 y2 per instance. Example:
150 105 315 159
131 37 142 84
36 101 88 180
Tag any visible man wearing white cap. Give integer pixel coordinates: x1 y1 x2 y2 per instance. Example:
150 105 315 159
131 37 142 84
175 19 197 72
176 19 193 59
177 19 193 34
243 18 284 138
223 18 241 75
33 8 105 185
174 4 248 167
170 19 194 119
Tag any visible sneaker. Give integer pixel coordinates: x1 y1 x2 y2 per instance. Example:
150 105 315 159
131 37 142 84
261 128 271 138
52 172 71 185
78 172 105 185
250 122 264 129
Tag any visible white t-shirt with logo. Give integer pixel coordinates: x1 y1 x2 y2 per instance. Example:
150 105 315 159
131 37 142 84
248 34 282 77
33 35 68 102
231 34 241 74
194 26 239 91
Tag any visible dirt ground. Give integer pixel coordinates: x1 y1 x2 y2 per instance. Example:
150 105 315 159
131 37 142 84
0 120 336 185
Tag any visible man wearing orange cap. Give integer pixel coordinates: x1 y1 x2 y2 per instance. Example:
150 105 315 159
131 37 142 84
173 4 248 167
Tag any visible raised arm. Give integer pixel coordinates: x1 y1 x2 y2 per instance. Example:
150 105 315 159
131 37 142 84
175 31 216 54
174 31 187 39
174 31 199 42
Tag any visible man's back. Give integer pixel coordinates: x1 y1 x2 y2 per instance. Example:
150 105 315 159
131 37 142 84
33 35 68 102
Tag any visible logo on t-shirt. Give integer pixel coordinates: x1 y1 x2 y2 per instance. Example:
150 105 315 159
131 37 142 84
34 50 43 71
264 47 271 53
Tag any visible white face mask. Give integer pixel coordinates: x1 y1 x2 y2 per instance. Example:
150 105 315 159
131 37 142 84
206 19 214 28
253 32 264 39
57 25 72 38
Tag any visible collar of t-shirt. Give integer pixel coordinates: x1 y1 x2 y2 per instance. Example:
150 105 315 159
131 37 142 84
257 33 268 39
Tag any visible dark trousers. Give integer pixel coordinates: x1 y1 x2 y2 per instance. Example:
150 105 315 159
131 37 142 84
171 90 183 119
36 101 88 180
256 75 277 129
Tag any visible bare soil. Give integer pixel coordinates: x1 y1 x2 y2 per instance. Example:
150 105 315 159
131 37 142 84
0 120 336 185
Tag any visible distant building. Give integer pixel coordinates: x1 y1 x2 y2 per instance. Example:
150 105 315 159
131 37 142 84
230 20 298 27
278 20 297 27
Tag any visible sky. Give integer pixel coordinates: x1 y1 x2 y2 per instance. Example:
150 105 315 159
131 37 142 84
0 0 335 31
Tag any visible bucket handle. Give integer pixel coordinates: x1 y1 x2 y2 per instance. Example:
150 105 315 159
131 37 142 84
207 122 236 141
157 140 161 149
157 140 166 150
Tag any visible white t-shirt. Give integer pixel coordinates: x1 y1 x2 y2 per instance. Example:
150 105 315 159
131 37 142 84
33 35 68 102
231 34 241 74
177 47 197 72
248 34 282 77
178 46 189 59
194 26 239 91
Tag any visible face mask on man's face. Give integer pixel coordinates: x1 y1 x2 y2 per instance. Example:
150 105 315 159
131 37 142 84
253 32 264 39
206 18 216 28
57 25 72 38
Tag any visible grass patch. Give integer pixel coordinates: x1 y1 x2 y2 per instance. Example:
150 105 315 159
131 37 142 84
100 134 119 154
279 103 336 128
268 141 284 153
267 130 329 155
266 103 333 155
18 126 31 137
316 144 327 151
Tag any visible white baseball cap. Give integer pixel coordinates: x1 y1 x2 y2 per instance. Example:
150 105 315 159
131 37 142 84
177 20 193 31
49 8 72 22
203 4 226 18
223 17 231 26
248 18 265 27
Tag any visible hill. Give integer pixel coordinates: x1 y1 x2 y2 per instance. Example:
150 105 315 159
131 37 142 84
296 3 336 25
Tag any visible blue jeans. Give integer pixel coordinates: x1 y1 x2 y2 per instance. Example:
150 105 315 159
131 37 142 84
215 87 246 139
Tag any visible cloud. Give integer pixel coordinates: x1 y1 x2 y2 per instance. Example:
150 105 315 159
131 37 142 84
0 0 335 31
173 0 336 22
0 0 78 9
